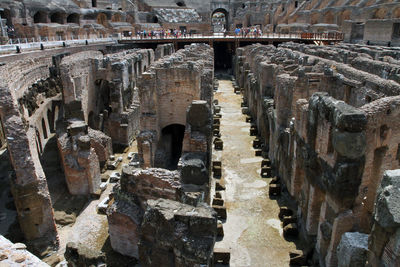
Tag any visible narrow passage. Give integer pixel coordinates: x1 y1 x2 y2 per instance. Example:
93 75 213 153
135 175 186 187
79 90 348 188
213 79 297 267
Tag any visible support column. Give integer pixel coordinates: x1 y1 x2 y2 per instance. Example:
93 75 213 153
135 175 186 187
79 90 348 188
305 184 325 235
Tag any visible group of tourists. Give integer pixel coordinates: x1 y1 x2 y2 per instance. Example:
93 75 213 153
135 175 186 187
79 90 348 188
234 26 263 37
135 28 191 39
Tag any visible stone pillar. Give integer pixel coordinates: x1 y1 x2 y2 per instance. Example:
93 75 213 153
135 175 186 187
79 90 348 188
325 210 354 267
306 184 325 235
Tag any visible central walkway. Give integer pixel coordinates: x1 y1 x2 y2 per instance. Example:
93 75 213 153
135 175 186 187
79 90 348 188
213 79 297 267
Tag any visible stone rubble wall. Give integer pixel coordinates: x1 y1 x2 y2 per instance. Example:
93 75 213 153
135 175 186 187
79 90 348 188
137 43 213 169
107 44 216 265
235 42 400 267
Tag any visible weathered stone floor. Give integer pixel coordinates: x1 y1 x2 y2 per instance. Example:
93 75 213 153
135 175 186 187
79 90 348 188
213 79 298 267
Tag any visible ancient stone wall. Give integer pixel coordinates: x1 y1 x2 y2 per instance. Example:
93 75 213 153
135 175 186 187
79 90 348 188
235 42 400 267
0 0 134 40
137 43 213 169
106 44 216 265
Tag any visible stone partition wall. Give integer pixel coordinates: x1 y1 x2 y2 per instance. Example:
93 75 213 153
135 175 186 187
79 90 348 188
56 48 156 194
0 56 59 247
235 42 400 267
59 48 154 148
106 44 216 265
137 43 214 169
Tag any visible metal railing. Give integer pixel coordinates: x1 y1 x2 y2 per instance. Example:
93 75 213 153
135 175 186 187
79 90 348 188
0 31 344 54
119 31 344 41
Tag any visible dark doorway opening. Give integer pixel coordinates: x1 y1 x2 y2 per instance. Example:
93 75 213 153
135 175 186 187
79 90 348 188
67 13 80 24
0 9 12 27
155 124 185 170
214 42 234 73
50 13 65 24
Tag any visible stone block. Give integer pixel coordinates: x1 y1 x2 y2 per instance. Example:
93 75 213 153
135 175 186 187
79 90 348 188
283 223 299 238
215 181 225 191
374 170 400 228
213 248 230 265
279 207 293 220
269 183 281 196
261 159 271 167
212 198 224 206
217 222 224 238
181 158 208 186
214 138 223 150
139 199 217 267
213 165 222 178
250 126 257 136
261 167 272 178
213 123 220 131
67 120 88 136
253 138 261 148
289 250 307 266
213 205 227 220
337 232 368 267
283 216 298 227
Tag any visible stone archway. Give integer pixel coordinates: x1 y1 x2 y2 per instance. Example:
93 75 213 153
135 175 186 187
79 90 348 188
212 8 229 32
155 124 186 170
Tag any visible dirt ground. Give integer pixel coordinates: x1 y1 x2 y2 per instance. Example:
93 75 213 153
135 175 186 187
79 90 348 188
213 79 304 267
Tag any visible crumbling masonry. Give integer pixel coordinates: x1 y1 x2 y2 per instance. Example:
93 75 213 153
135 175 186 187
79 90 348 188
235 42 400 267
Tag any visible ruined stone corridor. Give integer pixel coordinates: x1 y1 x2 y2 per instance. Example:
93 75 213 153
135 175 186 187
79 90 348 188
213 79 300 267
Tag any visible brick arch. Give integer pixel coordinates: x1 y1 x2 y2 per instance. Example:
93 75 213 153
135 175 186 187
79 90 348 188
372 8 388 19
111 13 122 22
392 7 400 18
324 11 335 24
97 13 108 27
311 13 320 24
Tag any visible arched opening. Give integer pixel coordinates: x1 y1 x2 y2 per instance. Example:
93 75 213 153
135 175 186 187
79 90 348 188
310 13 319 25
54 105 60 130
111 13 122 22
50 12 65 24
212 9 228 32
97 13 108 27
88 111 96 130
373 8 387 19
92 0 97 7
67 13 80 24
393 8 400 18
42 118 48 139
176 1 186 7
152 16 158 23
155 124 185 170
36 129 43 154
214 41 234 72
0 9 12 27
47 109 54 133
324 11 335 24
90 79 112 131
33 11 47 23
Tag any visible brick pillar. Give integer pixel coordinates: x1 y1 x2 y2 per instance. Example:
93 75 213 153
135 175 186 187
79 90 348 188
305 184 325 235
